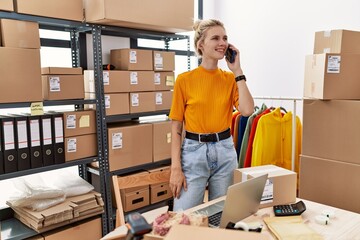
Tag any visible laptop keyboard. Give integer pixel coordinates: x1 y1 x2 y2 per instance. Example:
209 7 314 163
208 211 223 227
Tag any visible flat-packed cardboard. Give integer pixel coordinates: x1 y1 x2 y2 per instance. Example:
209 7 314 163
0 19 40 48
16 0 84 22
299 155 360 213
154 72 174 91
152 121 171 162
303 99 360 164
84 0 194 33
155 91 173 111
63 110 96 137
0 47 42 103
42 67 82 75
304 53 360 99
110 49 153 71
314 29 360 54
104 93 130 116
43 217 102 240
0 0 14 11
153 51 175 71
65 134 97 162
121 187 150 212
162 224 269 240
42 75 85 100
233 165 297 208
108 123 152 171
130 92 156 113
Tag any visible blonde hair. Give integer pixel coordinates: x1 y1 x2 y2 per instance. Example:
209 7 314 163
193 19 225 57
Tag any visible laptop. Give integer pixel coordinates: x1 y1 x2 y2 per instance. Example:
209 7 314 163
194 174 268 228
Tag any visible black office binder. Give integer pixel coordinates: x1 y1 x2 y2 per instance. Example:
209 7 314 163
40 114 54 166
26 114 43 168
0 115 18 173
50 113 65 164
13 115 31 171
0 122 4 174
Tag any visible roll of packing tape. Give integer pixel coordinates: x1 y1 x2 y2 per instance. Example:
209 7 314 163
315 215 330 225
321 209 335 219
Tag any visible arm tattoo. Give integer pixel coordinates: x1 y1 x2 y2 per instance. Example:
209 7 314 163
177 131 182 137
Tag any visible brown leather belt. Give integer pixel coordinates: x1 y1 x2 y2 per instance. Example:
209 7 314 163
185 128 231 143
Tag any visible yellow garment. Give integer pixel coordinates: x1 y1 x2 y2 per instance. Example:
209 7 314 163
251 108 302 174
169 66 239 133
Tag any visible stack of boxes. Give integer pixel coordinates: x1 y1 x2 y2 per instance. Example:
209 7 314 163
301 30 360 213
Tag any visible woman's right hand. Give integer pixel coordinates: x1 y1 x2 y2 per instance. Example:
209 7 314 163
169 167 187 199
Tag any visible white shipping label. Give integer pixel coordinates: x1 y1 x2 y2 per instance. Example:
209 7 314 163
103 71 110 85
129 50 137 63
112 132 123 149
3 122 15 150
130 72 138 85
154 53 163 70
154 73 161 85
49 76 61 92
132 94 139 106
261 179 274 205
324 30 331 37
67 138 77 152
17 120 28 149
30 120 40 147
54 117 64 143
327 55 341 73
66 115 76 129
42 118 52 145
105 95 110 108
155 93 163 105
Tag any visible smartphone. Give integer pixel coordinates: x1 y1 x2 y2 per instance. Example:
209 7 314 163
225 47 237 63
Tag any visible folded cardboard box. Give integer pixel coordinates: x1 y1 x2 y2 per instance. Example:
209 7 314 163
104 93 130 116
154 72 174 91
65 134 97 162
63 110 96 137
110 49 153 71
8 191 104 233
234 165 297 208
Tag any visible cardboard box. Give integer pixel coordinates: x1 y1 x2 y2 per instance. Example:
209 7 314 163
155 91 173 111
84 0 194 33
0 0 14 11
302 99 360 164
65 134 97 162
119 171 150 194
104 93 130 116
42 67 82 75
110 49 153 71
42 75 85 100
0 19 40 48
153 51 175 71
16 0 84 22
153 121 171 162
0 47 42 103
150 183 172 204
130 92 156 113
314 29 360 54
108 123 152 171
233 165 297 208
154 72 174 91
299 155 360 213
162 224 269 240
304 53 360 99
121 187 150 212
84 70 133 93
63 110 96 137
43 217 102 240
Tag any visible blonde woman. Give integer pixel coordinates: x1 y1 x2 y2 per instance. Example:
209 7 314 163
169 19 254 211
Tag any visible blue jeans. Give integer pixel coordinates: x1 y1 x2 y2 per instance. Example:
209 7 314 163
173 136 237 211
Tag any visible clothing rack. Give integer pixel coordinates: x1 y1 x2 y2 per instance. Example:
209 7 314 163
253 96 303 172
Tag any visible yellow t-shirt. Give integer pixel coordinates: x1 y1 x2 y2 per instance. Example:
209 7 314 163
169 66 239 133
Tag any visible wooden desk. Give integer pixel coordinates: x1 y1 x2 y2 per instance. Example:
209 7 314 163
187 197 360 240
102 198 360 240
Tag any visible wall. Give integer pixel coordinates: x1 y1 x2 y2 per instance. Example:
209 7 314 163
203 0 360 115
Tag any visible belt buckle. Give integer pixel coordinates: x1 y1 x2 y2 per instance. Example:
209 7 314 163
198 133 206 143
